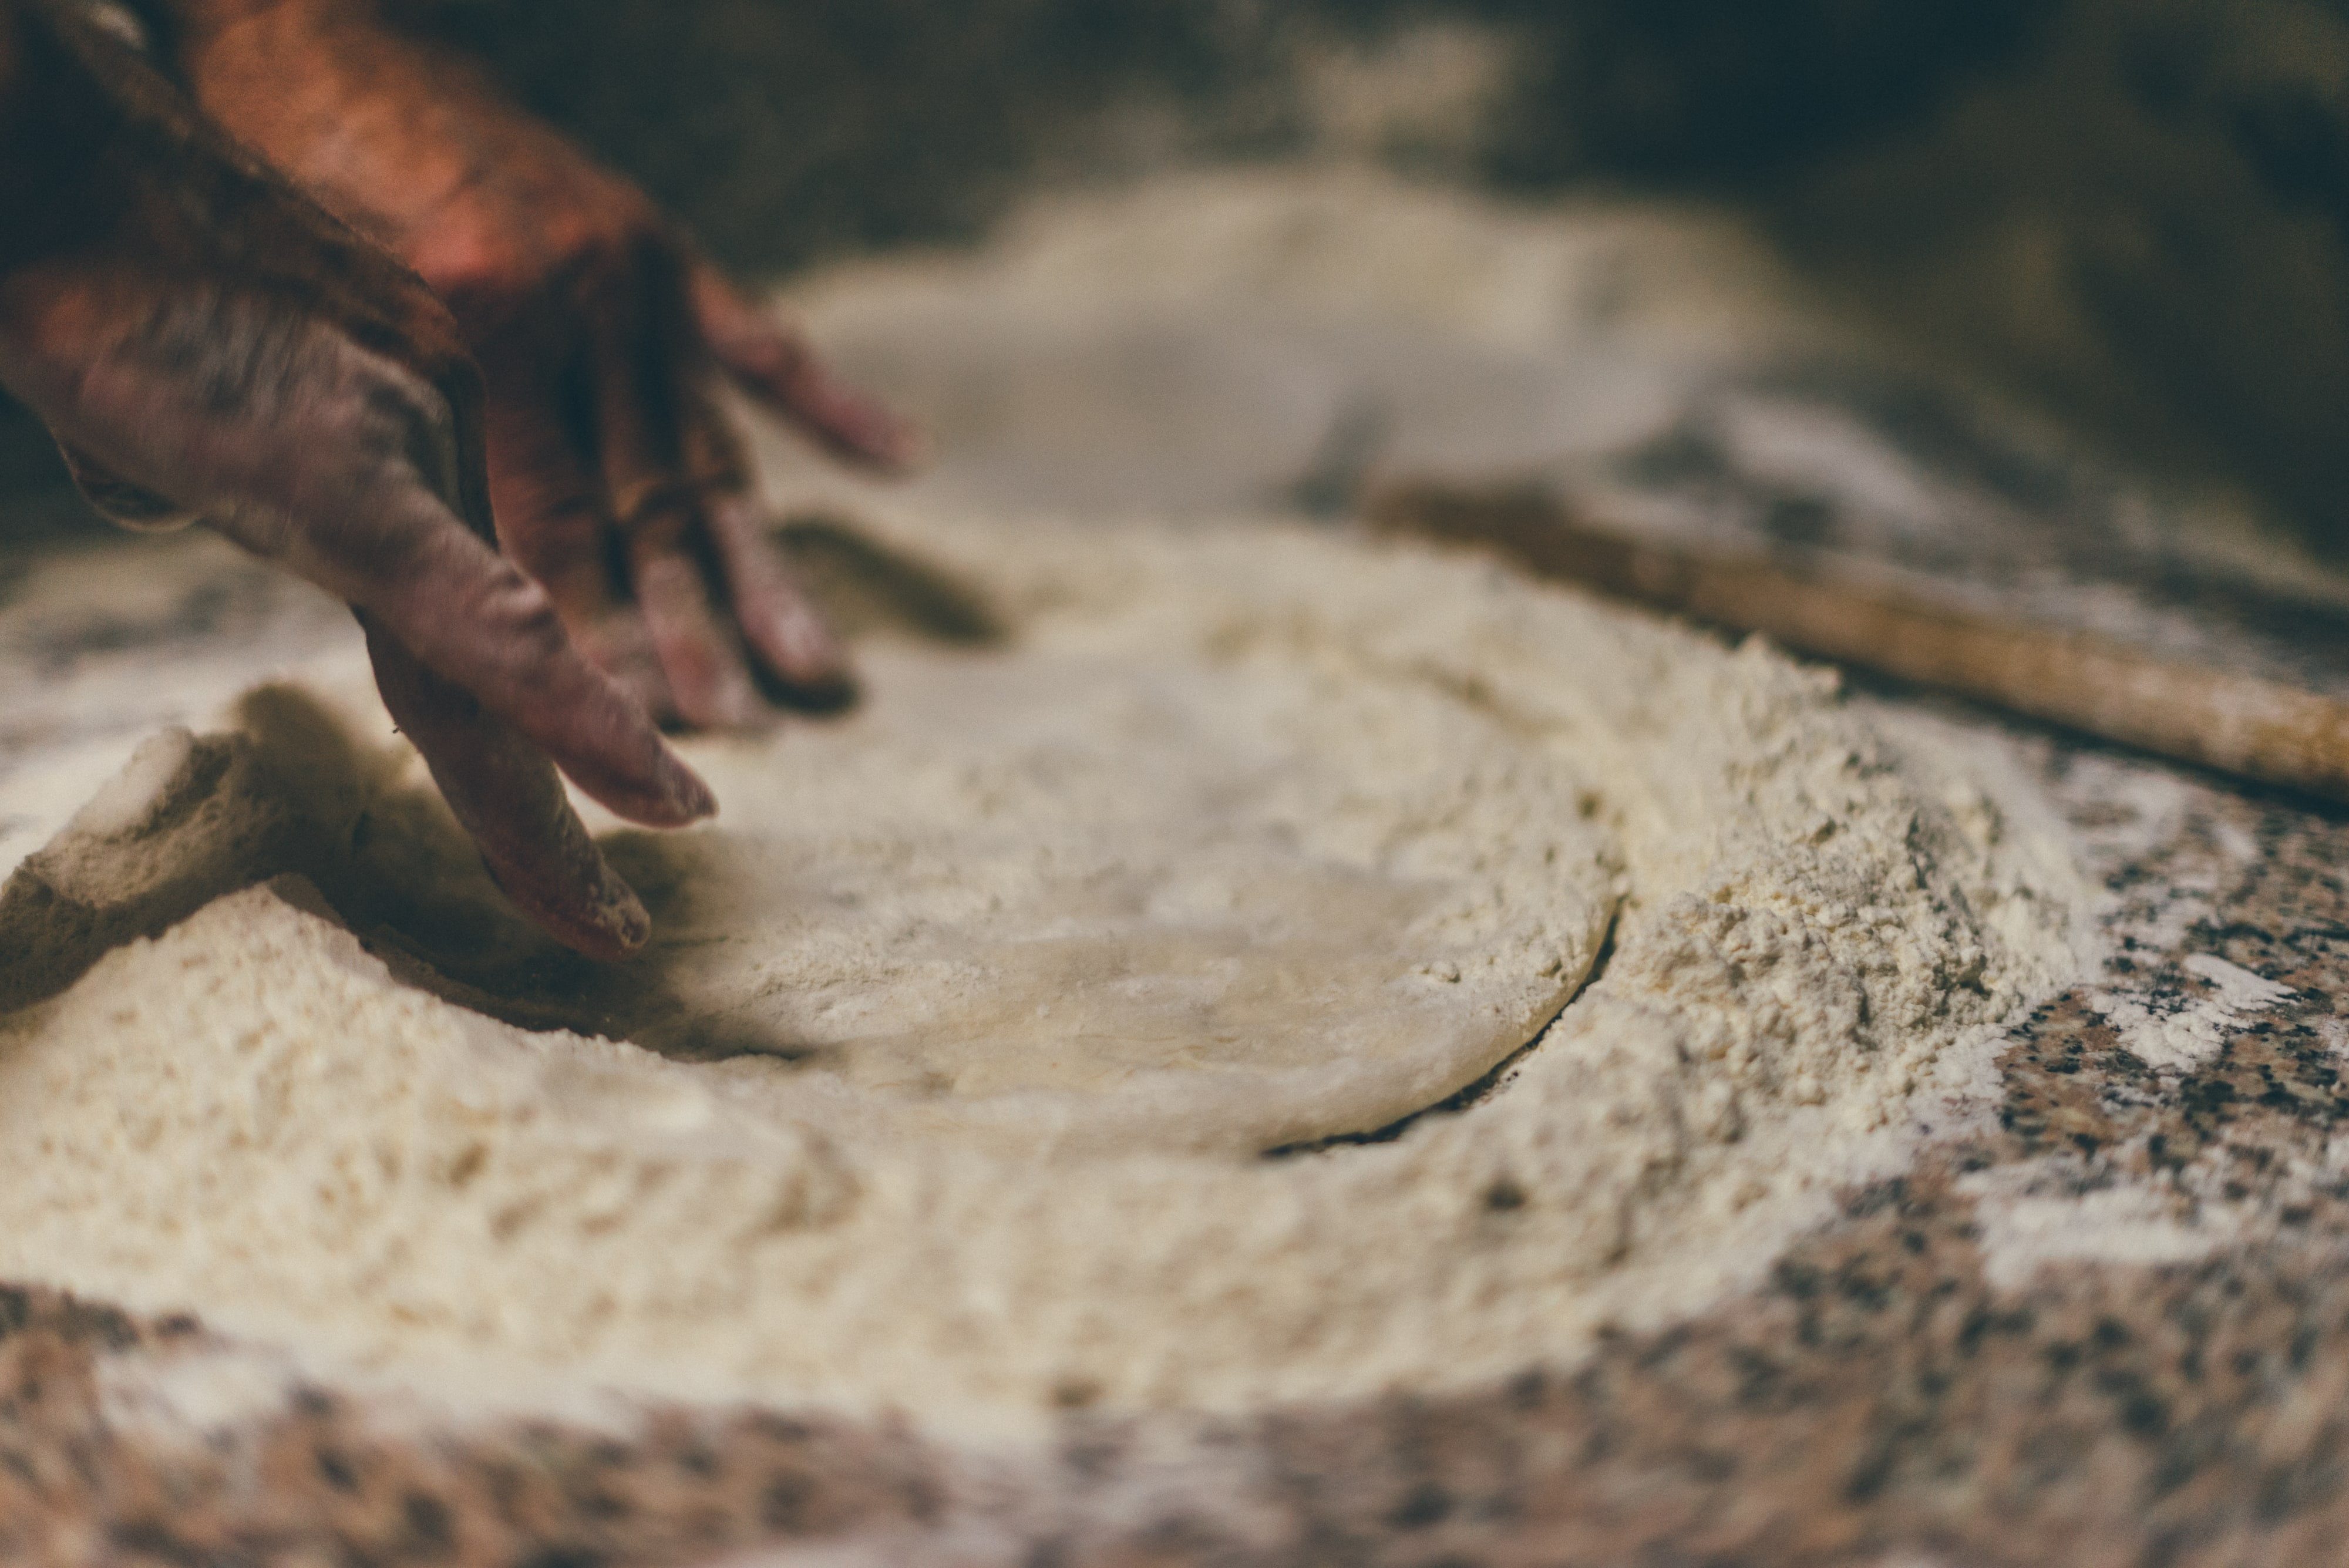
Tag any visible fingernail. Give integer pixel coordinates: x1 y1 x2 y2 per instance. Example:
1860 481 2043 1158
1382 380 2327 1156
479 847 651 963
719 668 768 729
659 746 719 821
775 605 847 683
589 873 654 957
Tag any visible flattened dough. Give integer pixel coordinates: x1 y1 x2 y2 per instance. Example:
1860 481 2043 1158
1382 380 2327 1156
603 595 1616 1155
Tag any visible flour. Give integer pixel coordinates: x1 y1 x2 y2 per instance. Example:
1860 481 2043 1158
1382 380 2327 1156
2088 953 2297 1075
1960 1165 2238 1291
0 509 2085 1431
563 543 1620 1158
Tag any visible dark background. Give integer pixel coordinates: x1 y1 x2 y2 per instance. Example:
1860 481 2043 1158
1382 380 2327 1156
425 0 2053 270
8 0 2349 554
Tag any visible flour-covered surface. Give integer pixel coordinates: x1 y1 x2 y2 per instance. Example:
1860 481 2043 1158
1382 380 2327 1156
6 170 2349 1566
0 510 2082 1433
2 748 2347 1567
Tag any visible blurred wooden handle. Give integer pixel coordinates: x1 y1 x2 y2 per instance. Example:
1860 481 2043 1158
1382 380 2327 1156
1368 480 2349 806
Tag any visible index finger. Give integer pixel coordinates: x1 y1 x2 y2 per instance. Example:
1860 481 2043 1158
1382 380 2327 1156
362 612 651 961
291 500 717 830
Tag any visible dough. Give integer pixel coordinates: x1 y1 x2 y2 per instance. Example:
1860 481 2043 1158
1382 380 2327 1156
0 512 2088 1425
572 573 1617 1156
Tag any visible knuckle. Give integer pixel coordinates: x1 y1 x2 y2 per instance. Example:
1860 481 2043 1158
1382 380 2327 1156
413 231 529 311
400 300 481 386
498 571 573 658
361 363 462 478
272 345 472 527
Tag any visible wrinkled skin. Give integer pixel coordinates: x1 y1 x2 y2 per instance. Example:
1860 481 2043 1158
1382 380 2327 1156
171 0 922 727
0 0 714 958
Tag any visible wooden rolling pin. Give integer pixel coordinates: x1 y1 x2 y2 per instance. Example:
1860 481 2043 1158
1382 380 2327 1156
1367 480 2349 806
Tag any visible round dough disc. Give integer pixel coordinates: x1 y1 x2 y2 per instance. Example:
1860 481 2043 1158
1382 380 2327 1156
600 576 1620 1156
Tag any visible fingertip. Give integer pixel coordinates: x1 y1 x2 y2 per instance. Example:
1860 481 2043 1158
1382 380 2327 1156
722 335 922 475
769 599 851 688
658 744 719 824
361 613 660 963
632 542 770 736
826 393 927 475
527 676 716 829
571 720 719 827
704 493 860 709
481 844 652 963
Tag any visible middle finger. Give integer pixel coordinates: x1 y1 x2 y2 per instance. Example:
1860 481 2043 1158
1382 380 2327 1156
589 250 765 730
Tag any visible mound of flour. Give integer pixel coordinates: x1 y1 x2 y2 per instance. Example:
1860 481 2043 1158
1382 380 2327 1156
0 512 2085 1426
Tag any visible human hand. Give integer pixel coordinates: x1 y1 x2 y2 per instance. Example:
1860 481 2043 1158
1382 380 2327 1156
174 0 922 729
0 1 712 958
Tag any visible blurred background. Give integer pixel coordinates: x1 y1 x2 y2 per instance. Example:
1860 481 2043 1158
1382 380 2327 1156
4 0 2346 560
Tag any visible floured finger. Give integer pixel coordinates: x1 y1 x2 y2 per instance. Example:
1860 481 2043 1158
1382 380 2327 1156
628 515 764 729
361 612 651 961
329 503 714 826
706 492 854 704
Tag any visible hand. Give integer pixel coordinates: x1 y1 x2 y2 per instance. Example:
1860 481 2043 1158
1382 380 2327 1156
0 1 712 959
174 0 922 729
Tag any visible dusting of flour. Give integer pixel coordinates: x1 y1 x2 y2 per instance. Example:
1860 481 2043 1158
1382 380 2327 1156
0 512 2085 1432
